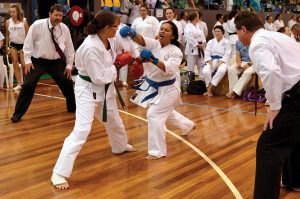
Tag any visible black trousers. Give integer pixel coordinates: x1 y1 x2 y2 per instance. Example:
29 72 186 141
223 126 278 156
254 81 300 199
12 57 75 120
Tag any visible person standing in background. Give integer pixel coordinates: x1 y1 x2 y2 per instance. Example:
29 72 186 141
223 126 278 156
11 4 76 123
5 5 29 91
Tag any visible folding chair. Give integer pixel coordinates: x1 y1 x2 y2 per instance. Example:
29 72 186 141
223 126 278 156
6 54 23 88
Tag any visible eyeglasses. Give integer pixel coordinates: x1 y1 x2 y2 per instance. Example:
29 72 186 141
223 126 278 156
110 25 119 28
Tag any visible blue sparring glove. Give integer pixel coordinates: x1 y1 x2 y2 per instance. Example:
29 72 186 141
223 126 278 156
140 49 159 65
119 26 136 38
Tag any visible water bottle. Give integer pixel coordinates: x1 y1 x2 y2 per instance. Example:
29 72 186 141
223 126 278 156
182 79 188 94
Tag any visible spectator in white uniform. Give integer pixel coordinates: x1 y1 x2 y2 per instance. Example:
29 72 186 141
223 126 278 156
196 11 208 39
51 11 136 190
226 40 255 99
203 26 230 97
127 0 142 26
213 14 224 36
264 15 276 31
120 0 133 24
119 21 195 160
156 8 183 45
117 22 140 87
235 11 300 199
179 11 189 59
226 9 239 58
288 14 297 29
131 5 159 38
184 12 206 78
5 5 29 91
273 13 284 31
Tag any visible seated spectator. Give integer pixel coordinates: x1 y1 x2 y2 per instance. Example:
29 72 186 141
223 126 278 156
264 15 276 31
288 14 297 29
273 13 284 30
203 26 230 97
277 26 291 37
291 23 300 42
226 40 255 99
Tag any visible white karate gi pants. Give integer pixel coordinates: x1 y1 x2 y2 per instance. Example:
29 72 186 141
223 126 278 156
186 55 205 78
228 63 255 96
203 61 228 87
147 87 193 157
119 65 128 83
53 83 129 178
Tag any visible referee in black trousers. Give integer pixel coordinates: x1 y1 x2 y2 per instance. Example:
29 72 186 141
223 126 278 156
234 12 300 199
11 4 75 123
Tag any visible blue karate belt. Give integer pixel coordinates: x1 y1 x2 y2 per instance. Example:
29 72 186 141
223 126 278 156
211 55 222 60
132 76 176 103
79 74 126 122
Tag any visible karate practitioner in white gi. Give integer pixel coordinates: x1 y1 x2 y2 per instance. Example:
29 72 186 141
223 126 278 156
184 12 206 78
119 21 195 160
203 25 230 96
131 5 159 39
51 11 136 190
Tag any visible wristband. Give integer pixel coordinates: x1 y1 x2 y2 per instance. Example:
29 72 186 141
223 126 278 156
152 58 159 65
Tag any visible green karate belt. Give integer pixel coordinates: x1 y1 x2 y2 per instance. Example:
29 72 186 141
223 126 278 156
79 74 126 122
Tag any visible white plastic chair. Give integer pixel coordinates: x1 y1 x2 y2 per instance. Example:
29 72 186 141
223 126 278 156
6 54 23 88
0 56 9 88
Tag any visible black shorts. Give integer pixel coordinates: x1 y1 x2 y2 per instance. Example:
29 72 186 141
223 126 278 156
9 42 24 51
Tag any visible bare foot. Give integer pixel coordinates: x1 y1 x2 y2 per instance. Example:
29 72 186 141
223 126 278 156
145 155 163 160
54 182 70 190
51 172 70 190
203 91 213 96
226 91 236 99
181 124 196 136
125 144 137 152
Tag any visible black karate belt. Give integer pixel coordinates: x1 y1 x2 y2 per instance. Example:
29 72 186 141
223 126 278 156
229 32 237 35
79 74 126 122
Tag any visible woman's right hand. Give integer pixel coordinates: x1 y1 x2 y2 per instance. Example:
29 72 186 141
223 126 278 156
6 47 10 55
198 43 205 50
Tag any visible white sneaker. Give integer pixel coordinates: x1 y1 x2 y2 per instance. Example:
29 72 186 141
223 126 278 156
122 82 128 87
13 84 22 92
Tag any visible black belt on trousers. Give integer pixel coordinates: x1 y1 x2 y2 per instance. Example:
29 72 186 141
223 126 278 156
31 56 64 65
285 80 300 98
79 74 126 122
229 32 237 35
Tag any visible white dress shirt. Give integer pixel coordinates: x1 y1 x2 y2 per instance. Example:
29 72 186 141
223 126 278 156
249 28 300 110
23 18 75 69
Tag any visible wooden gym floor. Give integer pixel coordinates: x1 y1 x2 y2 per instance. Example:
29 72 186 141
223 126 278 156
0 79 299 199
